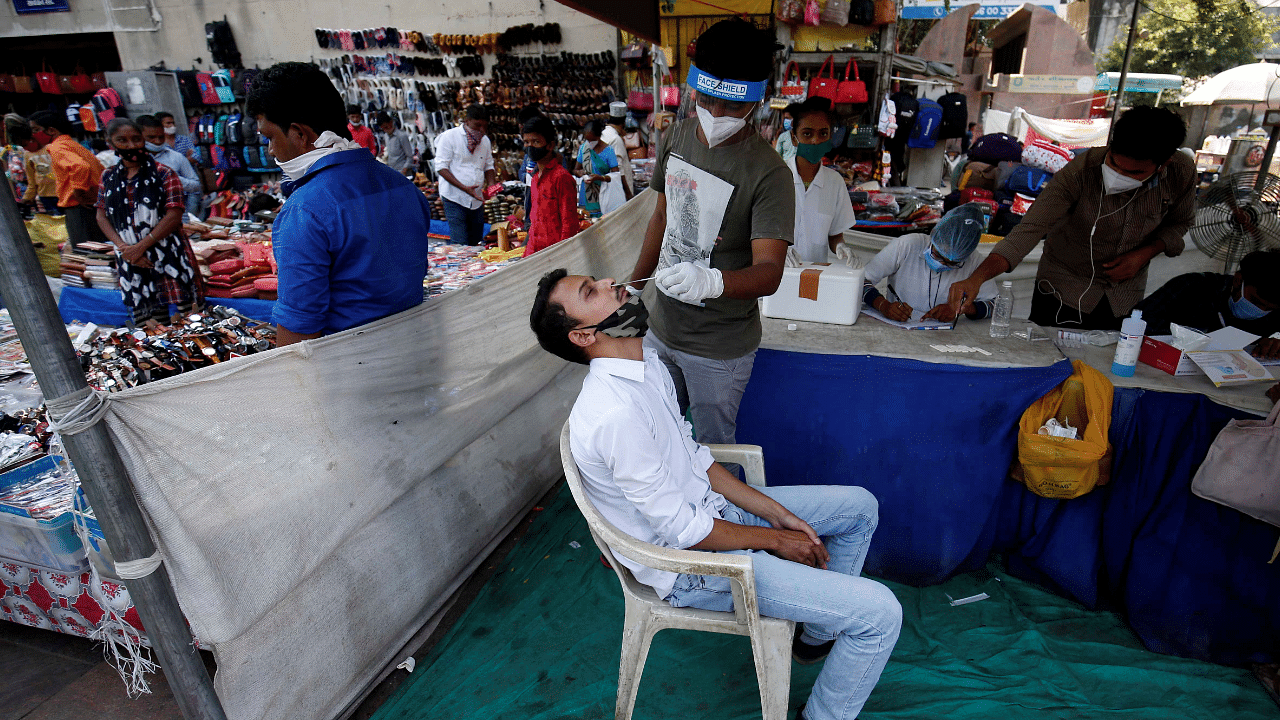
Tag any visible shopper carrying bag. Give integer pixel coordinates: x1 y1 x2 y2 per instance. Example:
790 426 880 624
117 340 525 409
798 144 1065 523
1192 400 1280 562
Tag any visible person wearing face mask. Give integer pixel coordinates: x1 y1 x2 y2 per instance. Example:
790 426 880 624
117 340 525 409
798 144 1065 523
530 268 900 720
1134 250 1280 358
861 203 997 323
946 106 1197 330
784 98 857 264
435 104 497 246
136 115 203 219
600 102 636 197
154 112 199 168
521 116 579 257
774 109 797 162
346 104 378 155
26 110 109 250
246 62 433 346
627 19 794 463
94 118 203 327
575 119 622 219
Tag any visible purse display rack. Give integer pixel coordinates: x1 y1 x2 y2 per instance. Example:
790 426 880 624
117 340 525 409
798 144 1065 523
314 23 562 55
77 306 277 393
0 62 109 96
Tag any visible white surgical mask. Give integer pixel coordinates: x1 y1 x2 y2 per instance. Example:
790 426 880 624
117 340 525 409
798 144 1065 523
276 130 363 181
1101 163 1145 195
163 126 177 135
696 105 751 148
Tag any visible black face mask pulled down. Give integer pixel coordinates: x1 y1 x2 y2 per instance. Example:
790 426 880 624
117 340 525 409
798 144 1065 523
115 147 149 164
584 294 649 338
527 145 550 162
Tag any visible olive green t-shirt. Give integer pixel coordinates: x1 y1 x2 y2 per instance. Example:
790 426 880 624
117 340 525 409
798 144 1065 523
646 118 795 359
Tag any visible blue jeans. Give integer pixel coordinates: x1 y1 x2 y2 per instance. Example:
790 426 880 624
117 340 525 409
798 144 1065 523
442 197 485 246
666 485 901 720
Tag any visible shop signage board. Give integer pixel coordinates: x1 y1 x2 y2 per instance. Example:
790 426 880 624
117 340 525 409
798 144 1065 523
13 0 70 13
1008 75 1094 94
901 1 1058 19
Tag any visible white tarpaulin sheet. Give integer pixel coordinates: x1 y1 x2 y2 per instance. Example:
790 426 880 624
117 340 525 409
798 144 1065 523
98 192 655 720
987 107 1111 147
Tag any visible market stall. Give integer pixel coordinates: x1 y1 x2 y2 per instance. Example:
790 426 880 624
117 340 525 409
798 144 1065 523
735 312 1277 666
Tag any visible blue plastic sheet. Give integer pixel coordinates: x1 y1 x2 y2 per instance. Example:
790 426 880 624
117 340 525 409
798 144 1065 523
738 351 1279 665
57 286 276 325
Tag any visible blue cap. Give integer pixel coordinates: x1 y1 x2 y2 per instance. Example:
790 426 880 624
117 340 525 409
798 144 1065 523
687 65 769 103
930 203 986 262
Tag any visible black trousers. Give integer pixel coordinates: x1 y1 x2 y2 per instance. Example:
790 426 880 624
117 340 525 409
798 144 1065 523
63 204 109 251
1029 286 1124 331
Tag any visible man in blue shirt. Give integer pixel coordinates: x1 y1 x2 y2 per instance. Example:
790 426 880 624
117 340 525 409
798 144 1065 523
137 115 203 218
246 62 433 346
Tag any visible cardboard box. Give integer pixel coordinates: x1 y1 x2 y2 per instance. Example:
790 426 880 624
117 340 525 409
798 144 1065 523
761 263 864 325
1138 335 1201 376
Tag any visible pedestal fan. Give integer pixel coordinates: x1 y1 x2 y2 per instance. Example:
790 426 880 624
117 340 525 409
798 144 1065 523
1191 171 1280 273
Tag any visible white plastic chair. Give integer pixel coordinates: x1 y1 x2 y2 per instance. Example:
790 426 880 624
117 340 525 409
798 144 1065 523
559 420 795 720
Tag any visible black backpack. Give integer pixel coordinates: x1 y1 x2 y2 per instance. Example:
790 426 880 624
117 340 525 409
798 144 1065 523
936 92 968 140
205 19 243 69
890 91 919 144
848 0 874 24
176 71 203 108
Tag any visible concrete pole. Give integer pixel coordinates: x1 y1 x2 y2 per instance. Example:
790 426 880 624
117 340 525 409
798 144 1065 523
1108 0 1143 140
0 183 227 720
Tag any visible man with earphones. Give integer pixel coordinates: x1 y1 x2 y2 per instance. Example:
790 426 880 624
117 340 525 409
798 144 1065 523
626 19 793 466
947 106 1196 330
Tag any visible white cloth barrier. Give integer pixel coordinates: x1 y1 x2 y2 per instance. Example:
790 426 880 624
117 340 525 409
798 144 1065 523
100 192 656 720
984 107 1110 147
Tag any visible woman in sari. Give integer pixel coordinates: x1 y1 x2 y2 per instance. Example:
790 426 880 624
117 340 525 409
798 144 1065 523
95 118 203 327
574 120 619 219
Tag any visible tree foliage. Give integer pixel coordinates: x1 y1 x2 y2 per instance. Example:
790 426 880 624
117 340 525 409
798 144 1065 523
1099 0 1280 79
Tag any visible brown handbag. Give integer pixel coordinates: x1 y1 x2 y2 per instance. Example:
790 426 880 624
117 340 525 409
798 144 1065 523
13 65 33 93
873 0 896 25
0 74 13 94
91 71 108 90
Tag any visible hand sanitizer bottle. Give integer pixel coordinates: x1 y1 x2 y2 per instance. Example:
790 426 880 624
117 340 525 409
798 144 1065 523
1111 309 1147 377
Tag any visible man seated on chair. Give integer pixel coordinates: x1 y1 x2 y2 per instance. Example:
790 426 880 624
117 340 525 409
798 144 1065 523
530 269 901 720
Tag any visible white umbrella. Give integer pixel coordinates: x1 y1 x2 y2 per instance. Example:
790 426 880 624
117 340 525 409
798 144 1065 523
1182 62 1280 106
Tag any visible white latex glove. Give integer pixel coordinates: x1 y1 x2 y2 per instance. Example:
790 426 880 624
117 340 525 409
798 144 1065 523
784 245 802 268
656 262 724 305
835 243 860 267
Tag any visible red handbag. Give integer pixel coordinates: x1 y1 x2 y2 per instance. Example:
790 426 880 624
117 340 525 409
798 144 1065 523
627 89 655 112
661 76 681 108
686 22 707 62
68 67 96 94
779 61 806 100
835 59 868 105
91 72 108 90
36 63 61 95
0 75 13 94
808 56 839 102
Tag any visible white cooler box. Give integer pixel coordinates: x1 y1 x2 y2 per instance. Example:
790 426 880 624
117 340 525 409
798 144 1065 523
761 263 864 325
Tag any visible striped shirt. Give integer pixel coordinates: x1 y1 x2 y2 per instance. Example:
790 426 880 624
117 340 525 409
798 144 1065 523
992 147 1196 315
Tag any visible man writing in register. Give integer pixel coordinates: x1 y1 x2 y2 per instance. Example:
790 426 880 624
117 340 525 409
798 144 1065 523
530 269 901 720
946 106 1196 329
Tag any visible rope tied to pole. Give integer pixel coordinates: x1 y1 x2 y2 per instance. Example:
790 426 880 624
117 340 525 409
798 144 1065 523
46 386 112 436
115 550 166 579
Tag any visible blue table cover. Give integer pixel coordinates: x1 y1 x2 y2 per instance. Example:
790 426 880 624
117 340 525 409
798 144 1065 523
736 349 1278 666
58 286 276 325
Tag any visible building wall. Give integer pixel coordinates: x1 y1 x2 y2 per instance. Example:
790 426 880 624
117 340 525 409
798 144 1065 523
2 0 618 71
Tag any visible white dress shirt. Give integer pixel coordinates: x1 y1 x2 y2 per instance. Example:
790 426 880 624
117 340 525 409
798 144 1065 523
569 348 727 599
433 125 494 210
788 156 857 264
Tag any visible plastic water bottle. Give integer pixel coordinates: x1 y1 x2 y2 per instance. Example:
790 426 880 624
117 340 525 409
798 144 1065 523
1111 309 1147 377
1055 330 1121 349
989 281 1014 338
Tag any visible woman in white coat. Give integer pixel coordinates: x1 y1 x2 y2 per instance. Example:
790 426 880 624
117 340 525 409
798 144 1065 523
785 98 857 264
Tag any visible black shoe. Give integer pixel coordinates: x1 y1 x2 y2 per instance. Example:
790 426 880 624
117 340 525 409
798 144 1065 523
792 625 835 665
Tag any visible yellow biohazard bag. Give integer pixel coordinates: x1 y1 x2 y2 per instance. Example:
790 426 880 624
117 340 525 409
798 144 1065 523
24 214 68 278
1011 360 1114 499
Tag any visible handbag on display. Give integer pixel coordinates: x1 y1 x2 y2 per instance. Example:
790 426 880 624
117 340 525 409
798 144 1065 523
620 41 649 68
822 0 851 25
0 74 13 94
660 74 681 108
849 0 875 25
779 61 806 101
1191 401 1280 562
808 55 839 103
872 0 896 25
835 59 867 104
627 88 655 112
36 64 61 95
91 72 108 90
13 68 34 94
776 0 804 23
686 22 707 61
1022 139 1073 174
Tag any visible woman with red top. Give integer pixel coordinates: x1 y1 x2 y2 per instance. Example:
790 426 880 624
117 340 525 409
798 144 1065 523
522 116 579 257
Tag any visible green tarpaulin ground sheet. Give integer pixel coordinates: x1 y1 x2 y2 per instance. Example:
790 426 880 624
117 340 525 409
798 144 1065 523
370 483 1275 720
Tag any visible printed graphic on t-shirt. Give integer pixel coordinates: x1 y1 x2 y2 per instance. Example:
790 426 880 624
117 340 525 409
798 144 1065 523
659 154 735 271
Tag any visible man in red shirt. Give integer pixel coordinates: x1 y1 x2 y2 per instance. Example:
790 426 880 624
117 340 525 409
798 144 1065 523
27 110 110 249
346 104 378 155
521 116 579 256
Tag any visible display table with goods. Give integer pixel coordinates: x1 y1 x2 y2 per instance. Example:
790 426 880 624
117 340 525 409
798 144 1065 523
733 305 1277 666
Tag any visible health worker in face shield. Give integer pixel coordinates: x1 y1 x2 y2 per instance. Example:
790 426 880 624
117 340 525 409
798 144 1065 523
784 97 857 265
862 203 998 323
627 18 794 464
